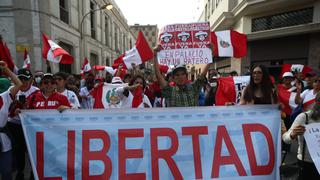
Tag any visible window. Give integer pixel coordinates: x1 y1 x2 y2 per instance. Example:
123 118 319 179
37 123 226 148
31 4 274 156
114 25 119 53
252 8 313 32
205 4 207 21
122 34 125 52
105 16 110 47
129 39 132 49
106 58 110 66
211 0 215 13
58 41 73 73
90 53 98 67
90 1 96 39
59 0 69 24
208 0 211 18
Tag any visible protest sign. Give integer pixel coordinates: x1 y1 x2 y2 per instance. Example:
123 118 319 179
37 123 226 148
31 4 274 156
304 123 320 174
157 22 213 66
20 106 281 180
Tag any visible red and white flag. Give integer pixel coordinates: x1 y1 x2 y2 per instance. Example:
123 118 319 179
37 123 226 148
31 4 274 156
159 65 169 74
281 64 313 77
42 33 74 64
215 76 250 105
0 39 16 71
93 65 116 75
277 84 297 115
112 31 153 69
211 30 247 58
132 85 143 108
81 58 92 74
23 49 31 69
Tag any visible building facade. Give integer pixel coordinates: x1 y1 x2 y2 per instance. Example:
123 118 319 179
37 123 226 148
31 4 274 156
0 0 136 74
192 0 320 79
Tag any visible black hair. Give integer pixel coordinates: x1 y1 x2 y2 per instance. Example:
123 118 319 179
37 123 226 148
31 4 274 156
130 74 146 89
54 72 69 80
243 65 277 104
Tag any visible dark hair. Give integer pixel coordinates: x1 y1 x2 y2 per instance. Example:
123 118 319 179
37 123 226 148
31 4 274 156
243 65 277 104
130 75 146 89
54 72 69 80
124 74 131 80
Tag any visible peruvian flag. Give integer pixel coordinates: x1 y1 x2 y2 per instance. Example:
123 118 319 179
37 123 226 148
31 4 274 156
159 65 169 74
93 65 116 75
211 30 247 58
0 38 16 71
215 76 250 105
277 84 298 115
23 49 31 69
81 58 92 74
281 64 313 77
42 33 74 64
91 83 127 109
94 65 126 79
112 31 153 69
132 85 143 108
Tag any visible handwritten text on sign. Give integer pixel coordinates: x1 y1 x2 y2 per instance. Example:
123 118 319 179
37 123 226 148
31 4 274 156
20 106 281 180
304 123 320 174
157 22 213 66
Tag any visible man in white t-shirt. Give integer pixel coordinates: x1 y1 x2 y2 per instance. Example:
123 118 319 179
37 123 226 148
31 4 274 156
80 73 95 109
55 72 80 109
7 68 39 179
0 61 22 180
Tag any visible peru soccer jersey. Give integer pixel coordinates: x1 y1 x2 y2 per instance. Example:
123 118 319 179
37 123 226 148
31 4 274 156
28 91 71 109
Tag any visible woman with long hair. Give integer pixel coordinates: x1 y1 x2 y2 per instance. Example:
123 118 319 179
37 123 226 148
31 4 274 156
240 65 277 105
282 92 320 179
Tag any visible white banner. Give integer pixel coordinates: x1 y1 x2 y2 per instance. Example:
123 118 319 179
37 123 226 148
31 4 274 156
304 123 320 174
20 106 281 180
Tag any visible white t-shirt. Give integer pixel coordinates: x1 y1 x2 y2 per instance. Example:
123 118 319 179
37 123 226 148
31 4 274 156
300 89 317 110
9 86 39 124
61 89 80 109
0 90 13 152
80 87 93 109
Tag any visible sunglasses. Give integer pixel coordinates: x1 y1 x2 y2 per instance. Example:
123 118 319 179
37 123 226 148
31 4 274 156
18 77 30 81
314 80 320 83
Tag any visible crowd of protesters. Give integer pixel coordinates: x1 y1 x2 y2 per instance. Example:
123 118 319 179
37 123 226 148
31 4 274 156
0 46 320 179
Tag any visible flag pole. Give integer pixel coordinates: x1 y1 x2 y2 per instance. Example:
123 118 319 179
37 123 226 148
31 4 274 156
46 60 51 73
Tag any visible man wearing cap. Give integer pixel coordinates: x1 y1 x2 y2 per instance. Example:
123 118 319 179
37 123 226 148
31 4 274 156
7 68 39 180
0 61 22 180
282 72 296 92
295 75 320 111
304 72 316 90
153 46 211 107
27 73 71 111
55 72 80 109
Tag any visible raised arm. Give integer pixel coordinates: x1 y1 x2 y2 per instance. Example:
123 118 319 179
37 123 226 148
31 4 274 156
0 61 22 96
153 45 168 88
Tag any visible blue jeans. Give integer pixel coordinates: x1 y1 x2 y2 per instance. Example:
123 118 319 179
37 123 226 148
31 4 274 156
0 150 12 180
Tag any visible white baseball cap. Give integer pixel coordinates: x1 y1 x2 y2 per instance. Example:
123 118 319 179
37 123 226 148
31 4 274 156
111 77 124 84
282 72 294 78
